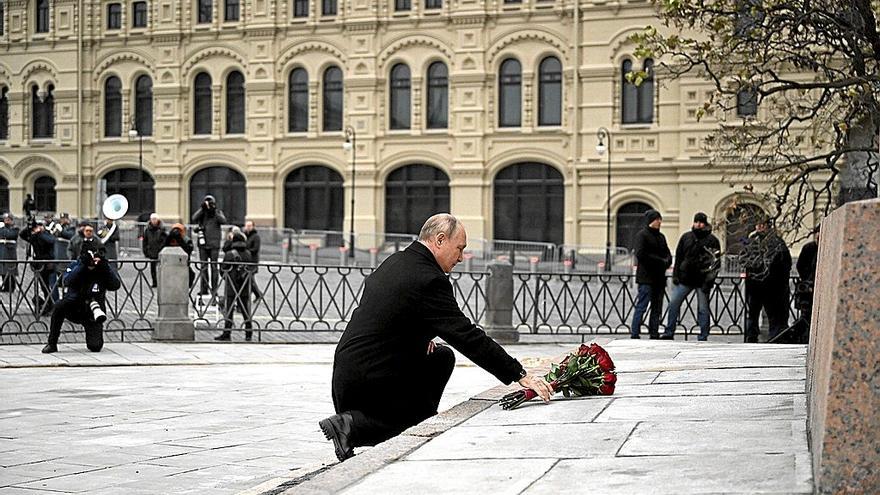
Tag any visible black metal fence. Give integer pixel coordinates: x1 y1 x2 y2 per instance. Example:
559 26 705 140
0 259 803 344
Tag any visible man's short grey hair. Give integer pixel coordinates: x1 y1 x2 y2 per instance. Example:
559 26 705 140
418 213 460 241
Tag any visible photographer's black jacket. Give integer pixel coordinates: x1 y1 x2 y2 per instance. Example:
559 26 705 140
19 228 56 265
61 260 121 303
191 207 227 249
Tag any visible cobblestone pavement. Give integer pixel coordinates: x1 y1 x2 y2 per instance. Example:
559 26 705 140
0 342 570 494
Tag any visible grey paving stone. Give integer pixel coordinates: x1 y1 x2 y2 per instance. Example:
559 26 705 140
523 453 813 494
611 380 805 398
619 419 809 455
405 422 636 460
595 395 806 422
341 459 558 495
459 398 611 426
655 366 806 383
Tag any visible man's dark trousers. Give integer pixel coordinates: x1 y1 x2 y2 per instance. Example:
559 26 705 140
198 246 220 295
47 299 104 352
631 283 665 338
332 345 455 447
745 280 789 342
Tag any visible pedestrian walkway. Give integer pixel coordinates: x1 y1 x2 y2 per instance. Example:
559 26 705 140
272 340 812 495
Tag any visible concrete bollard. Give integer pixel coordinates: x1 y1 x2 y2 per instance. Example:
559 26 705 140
529 256 539 273
281 239 290 264
152 246 195 341
481 260 518 343
339 246 348 266
369 248 379 268
309 244 318 265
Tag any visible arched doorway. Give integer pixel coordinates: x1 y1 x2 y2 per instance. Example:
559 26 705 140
101 168 155 218
0 176 9 214
34 176 56 213
385 165 450 235
493 162 564 244
724 203 765 255
284 166 344 232
615 201 652 251
189 167 247 225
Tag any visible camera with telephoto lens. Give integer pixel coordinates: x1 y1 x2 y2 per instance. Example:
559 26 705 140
89 300 107 324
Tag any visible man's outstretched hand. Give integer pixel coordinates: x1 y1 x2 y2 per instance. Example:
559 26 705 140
518 374 552 403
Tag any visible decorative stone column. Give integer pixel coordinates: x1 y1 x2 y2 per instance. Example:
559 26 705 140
152 246 195 341
481 260 518 343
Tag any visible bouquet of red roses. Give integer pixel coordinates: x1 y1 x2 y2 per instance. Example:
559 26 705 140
499 343 616 410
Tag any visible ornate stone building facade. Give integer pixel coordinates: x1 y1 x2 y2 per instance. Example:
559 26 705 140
0 0 794 250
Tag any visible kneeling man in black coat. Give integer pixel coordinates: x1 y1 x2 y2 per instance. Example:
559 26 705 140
320 213 552 461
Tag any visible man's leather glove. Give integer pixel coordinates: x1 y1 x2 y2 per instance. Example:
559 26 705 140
79 249 95 266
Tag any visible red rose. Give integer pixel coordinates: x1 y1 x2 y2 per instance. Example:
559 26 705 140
603 371 617 386
598 382 615 395
596 354 615 372
576 344 591 357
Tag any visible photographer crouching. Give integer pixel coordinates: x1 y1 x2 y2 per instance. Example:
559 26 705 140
41 239 121 354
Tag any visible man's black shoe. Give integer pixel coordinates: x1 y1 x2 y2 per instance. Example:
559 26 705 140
319 412 355 462
745 335 758 343
659 334 674 340
649 334 660 340
41 343 58 354
214 332 231 341
630 334 641 339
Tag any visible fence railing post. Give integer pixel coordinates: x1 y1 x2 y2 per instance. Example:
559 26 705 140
481 260 518 343
152 246 194 341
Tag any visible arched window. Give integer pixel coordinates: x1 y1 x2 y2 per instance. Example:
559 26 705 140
132 1 148 27
737 88 758 117
322 66 343 132
426 62 448 129
322 0 337 15
538 56 562 126
224 0 240 21
622 59 654 124
288 69 309 132
104 76 122 137
724 203 765 255
34 176 56 212
36 0 49 32
293 0 308 17
0 176 9 213
102 168 155 217
284 166 344 233
32 85 54 139
226 71 245 134
493 163 563 244
197 0 212 23
498 58 522 128
0 87 8 140
135 75 153 136
389 64 411 130
189 167 247 225
193 73 212 135
385 165 450 235
615 202 652 251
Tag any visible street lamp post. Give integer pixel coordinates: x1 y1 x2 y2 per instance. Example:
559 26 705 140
595 127 612 272
343 126 356 259
128 119 143 216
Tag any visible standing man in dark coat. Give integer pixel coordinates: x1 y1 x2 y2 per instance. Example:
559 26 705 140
662 212 722 341
142 214 167 288
98 218 120 263
743 216 792 342
243 220 262 301
22 194 36 219
19 220 58 315
191 194 227 296
214 228 254 342
0 214 20 292
319 214 552 462
630 209 672 339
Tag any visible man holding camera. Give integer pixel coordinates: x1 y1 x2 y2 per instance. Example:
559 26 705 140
0 214 20 293
19 218 58 315
191 194 227 296
42 239 121 354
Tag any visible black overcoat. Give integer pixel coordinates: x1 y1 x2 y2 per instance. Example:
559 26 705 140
333 241 523 386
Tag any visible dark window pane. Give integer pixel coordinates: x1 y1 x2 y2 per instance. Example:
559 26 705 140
224 0 239 21
737 88 758 117
198 0 212 23
0 87 8 140
189 166 247 225
322 0 336 15
615 202 651 251
284 166 344 232
621 60 638 124
32 85 54 139
36 0 49 32
226 71 245 134
133 1 148 28
538 56 562 126
103 168 155 217
385 165 450 235
294 0 308 16
0 177 8 213
425 0 442 8
396 0 410 10
389 64 411 130
323 67 343 131
104 77 122 137
637 59 654 123
107 3 121 29
0 2 4 36
289 69 309 132
34 176 56 212
194 73 212 135
493 163 563 244
498 58 521 127
135 75 153 136
426 62 448 129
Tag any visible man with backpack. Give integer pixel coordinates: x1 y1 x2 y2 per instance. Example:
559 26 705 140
662 212 721 341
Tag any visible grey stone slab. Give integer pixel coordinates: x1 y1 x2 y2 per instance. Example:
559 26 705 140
595 395 806 422
655 367 806 383
612 380 805 398
619 419 809 455
12 463 187 493
406 422 636 460
523 453 813 494
459 398 611 427
341 459 558 495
